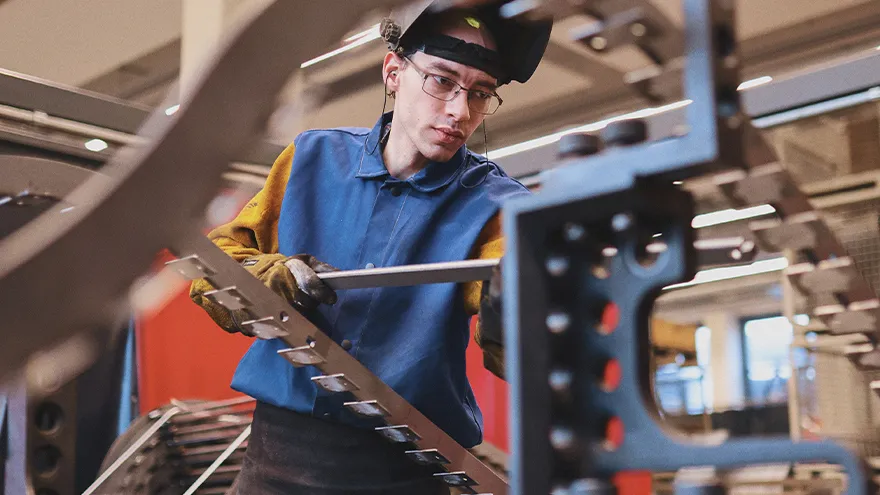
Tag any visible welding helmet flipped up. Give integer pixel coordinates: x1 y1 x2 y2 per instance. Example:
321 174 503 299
380 0 552 86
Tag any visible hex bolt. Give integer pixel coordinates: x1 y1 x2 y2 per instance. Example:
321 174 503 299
547 311 572 334
563 222 586 243
546 255 570 277
549 368 574 394
611 213 633 232
558 133 601 159
549 425 578 453
602 119 648 146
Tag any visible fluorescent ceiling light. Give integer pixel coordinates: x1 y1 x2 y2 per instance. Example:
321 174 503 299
84 138 108 152
490 99 693 159
737 76 772 91
345 25 379 43
165 104 180 116
691 204 776 228
302 24 380 68
665 257 788 290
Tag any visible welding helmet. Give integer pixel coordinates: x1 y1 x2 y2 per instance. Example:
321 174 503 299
380 0 552 86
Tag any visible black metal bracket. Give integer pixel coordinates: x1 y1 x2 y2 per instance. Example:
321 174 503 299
505 0 871 493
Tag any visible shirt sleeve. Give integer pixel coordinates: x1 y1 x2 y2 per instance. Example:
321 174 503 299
188 143 295 328
464 213 506 379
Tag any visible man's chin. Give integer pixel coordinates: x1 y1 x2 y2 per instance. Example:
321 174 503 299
422 143 460 163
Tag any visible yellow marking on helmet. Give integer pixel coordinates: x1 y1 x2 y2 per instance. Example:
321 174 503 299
465 16 481 29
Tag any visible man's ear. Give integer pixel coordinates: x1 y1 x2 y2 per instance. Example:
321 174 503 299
382 51 405 94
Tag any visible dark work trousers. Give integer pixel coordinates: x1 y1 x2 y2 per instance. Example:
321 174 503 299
230 401 451 494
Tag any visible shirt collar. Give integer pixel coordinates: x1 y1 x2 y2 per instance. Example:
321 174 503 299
356 111 469 193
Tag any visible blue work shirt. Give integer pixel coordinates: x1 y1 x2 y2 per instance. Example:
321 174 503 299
231 112 528 447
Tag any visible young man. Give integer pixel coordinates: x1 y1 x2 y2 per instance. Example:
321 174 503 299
190 2 550 493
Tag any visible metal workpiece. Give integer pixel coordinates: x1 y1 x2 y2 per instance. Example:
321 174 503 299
0 0 410 382
172 234 507 493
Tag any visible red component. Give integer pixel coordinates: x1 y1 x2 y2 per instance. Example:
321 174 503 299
599 301 620 334
604 416 625 451
602 359 622 392
613 471 653 494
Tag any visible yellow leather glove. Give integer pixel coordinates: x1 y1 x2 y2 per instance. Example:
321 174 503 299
477 261 504 377
242 253 338 311
190 253 337 336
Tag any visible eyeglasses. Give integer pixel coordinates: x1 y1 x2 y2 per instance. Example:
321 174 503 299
403 57 503 116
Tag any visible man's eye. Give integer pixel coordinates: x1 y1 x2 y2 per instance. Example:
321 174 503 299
431 75 456 88
471 91 492 101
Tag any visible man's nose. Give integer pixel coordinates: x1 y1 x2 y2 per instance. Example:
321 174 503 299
446 90 471 121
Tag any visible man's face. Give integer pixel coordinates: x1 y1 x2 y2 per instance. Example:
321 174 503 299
391 24 498 163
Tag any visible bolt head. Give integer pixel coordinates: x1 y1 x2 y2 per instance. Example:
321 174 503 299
611 213 632 232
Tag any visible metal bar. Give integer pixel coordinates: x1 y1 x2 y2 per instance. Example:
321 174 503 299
317 259 498 290
0 103 142 145
316 237 755 292
171 420 251 436
171 396 255 415
742 49 880 117
0 68 150 134
182 425 251 495
82 406 181 495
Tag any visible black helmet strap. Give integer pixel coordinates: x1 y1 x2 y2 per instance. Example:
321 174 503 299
406 34 506 84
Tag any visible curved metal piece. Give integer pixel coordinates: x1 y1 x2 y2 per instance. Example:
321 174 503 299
82 406 182 495
0 155 103 197
0 0 406 380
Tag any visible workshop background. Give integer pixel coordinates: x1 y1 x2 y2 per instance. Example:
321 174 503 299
1 0 880 493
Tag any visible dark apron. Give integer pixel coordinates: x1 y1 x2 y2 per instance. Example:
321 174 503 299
231 401 450 494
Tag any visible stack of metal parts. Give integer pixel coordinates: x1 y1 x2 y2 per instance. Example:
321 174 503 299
86 397 255 495
88 397 513 495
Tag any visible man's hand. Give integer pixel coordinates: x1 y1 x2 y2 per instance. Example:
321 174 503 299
478 261 503 346
242 253 338 312
477 260 505 378
190 253 338 337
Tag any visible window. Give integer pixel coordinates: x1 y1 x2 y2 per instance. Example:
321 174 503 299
741 314 809 405
654 326 712 415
